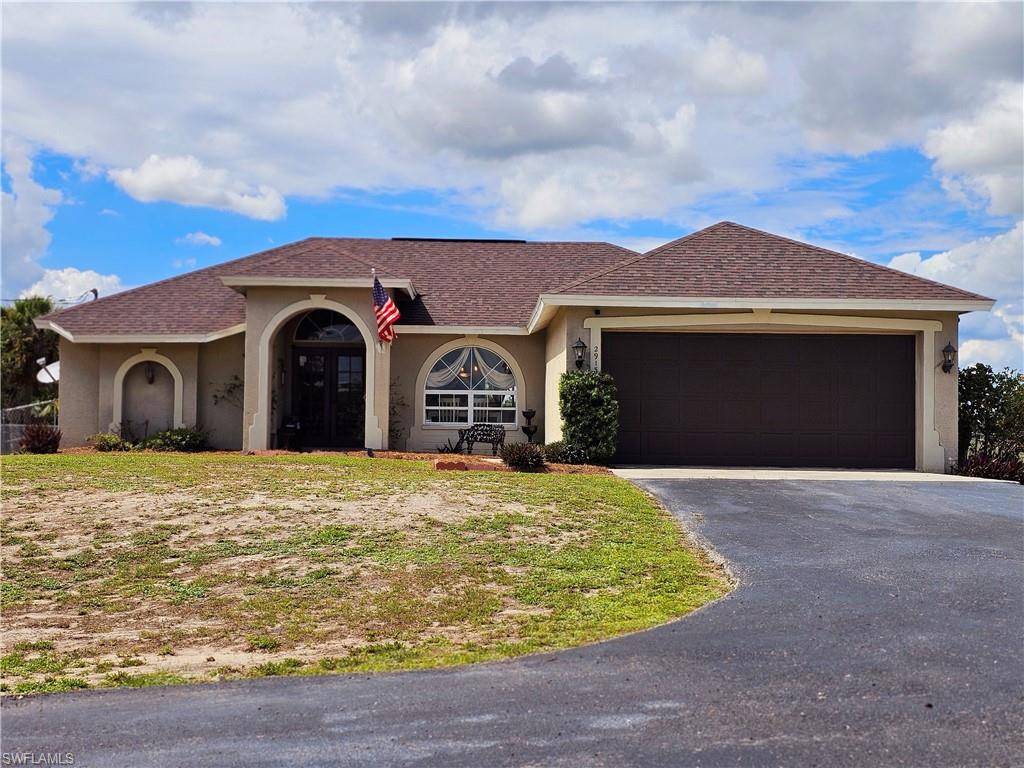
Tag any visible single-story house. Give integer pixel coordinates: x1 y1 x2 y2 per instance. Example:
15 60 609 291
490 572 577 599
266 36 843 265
37 221 993 471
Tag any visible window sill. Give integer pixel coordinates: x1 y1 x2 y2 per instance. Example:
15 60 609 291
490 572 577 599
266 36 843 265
421 423 519 431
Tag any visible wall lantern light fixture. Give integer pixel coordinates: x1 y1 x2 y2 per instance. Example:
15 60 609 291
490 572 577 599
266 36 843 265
571 337 588 369
941 342 957 374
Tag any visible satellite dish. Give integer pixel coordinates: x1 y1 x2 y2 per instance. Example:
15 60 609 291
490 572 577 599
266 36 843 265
36 360 60 384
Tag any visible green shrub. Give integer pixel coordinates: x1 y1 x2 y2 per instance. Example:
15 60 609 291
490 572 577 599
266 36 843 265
958 364 1024 465
90 431 133 452
138 427 208 452
558 369 619 464
19 424 61 454
542 440 590 465
500 441 546 471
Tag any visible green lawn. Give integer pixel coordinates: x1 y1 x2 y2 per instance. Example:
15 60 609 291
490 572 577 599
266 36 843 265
0 453 730 694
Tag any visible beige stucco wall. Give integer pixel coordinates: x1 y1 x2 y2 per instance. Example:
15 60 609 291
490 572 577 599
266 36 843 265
56 339 100 447
241 287 390 451
543 311 569 442
933 312 959 470
197 333 245 450
55 340 200 446
53 300 964 470
390 332 546 453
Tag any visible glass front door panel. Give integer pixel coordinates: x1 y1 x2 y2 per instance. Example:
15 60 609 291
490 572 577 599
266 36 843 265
293 347 365 448
295 352 328 443
334 351 365 446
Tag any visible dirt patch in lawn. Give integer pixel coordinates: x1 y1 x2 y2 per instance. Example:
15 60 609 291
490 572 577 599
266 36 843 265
1 452 728 694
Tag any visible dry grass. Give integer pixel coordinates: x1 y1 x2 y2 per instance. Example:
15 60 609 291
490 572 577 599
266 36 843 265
0 452 729 694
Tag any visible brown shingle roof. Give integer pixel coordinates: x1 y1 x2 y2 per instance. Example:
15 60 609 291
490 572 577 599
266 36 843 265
41 223 990 338
553 221 992 302
41 238 635 336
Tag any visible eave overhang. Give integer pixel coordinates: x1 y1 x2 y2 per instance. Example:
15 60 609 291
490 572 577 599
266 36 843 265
220 276 417 299
526 294 996 333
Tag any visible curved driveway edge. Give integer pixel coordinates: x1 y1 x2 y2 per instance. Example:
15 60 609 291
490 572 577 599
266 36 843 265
3 479 1022 767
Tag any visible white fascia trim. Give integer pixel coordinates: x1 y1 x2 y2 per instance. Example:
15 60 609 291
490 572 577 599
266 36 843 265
583 311 944 334
39 323 246 345
529 295 993 330
220 276 417 298
36 320 75 341
397 325 529 336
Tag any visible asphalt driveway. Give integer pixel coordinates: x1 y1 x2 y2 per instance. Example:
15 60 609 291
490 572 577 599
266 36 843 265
3 478 1022 767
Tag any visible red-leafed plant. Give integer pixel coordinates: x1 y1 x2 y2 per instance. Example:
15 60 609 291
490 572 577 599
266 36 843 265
19 423 62 454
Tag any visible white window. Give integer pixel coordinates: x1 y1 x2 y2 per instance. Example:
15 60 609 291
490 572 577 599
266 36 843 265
424 346 517 427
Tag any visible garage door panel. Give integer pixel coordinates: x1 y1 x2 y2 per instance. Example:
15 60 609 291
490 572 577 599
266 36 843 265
836 400 872 430
645 430 681 459
720 399 761 430
684 374 721 398
762 369 799 397
644 398 680 429
836 433 872 461
798 400 835 431
619 398 642 427
617 430 642 459
604 332 914 468
684 335 721 361
876 432 914 460
797 433 836 461
762 432 797 459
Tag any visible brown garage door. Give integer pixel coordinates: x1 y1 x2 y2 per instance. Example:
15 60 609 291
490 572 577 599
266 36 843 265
604 333 915 468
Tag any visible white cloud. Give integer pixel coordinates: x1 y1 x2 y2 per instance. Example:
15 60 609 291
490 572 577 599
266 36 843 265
0 3 1019 241
98 208 119 216
172 257 197 270
176 231 221 247
2 3 1016 233
924 83 1024 216
109 155 285 221
692 35 768 95
890 223 1024 370
1 138 62 292
21 267 126 302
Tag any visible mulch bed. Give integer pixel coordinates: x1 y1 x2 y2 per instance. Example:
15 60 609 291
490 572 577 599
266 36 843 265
52 447 609 474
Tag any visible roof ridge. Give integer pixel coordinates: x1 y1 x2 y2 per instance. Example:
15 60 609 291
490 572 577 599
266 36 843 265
228 237 403 279
549 222 729 295
720 221 993 302
42 238 321 323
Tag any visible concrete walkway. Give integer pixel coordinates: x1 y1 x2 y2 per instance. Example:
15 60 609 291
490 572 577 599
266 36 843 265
612 466 1011 482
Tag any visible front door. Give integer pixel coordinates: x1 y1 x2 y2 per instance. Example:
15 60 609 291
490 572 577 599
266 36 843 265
293 347 366 448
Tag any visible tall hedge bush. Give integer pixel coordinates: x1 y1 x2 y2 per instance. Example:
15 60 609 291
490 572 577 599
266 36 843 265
558 369 619 463
958 363 1024 464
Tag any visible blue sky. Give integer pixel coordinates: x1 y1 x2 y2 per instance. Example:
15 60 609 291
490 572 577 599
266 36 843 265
2 3 1021 366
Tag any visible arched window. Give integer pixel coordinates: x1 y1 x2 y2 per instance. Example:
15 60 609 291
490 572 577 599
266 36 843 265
424 346 517 426
294 310 363 344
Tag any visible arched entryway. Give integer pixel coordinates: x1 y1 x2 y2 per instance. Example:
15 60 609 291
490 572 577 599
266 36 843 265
248 296 384 452
285 309 366 448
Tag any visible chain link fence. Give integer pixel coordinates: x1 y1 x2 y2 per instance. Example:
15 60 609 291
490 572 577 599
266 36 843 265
1 400 58 454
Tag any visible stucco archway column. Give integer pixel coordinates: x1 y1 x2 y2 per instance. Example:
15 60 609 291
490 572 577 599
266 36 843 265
246 295 385 451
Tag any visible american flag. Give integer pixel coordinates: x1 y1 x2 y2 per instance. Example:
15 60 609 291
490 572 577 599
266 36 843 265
372 275 400 343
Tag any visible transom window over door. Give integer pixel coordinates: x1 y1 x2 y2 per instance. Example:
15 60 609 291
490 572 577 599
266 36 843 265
424 346 517 426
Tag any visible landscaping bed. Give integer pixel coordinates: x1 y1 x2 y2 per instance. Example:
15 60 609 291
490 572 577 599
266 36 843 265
0 452 729 694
